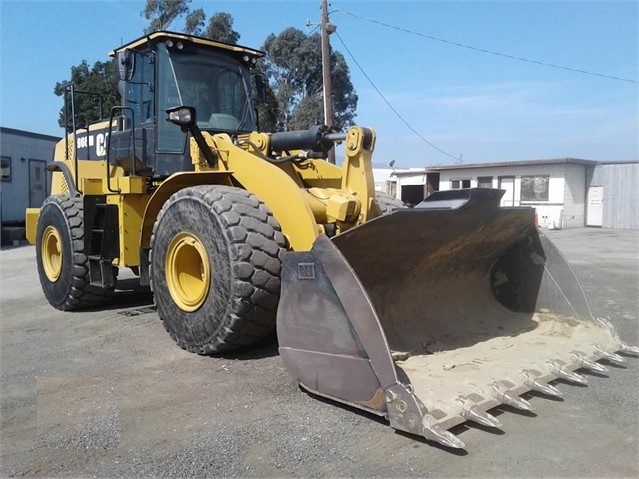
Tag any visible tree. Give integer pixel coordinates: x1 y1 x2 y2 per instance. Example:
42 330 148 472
184 7 205 36
204 12 240 44
53 59 119 131
54 5 357 135
143 0 239 44
261 28 357 131
142 0 190 33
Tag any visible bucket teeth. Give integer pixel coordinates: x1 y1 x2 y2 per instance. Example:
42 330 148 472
592 318 639 355
618 342 639 355
422 423 465 449
571 351 609 374
521 370 563 397
455 397 502 428
594 346 627 365
491 381 534 411
548 361 588 385
463 406 503 428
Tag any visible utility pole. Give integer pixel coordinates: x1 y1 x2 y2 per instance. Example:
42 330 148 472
320 0 336 163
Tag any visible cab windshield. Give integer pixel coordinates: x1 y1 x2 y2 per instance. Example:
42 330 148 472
158 43 257 133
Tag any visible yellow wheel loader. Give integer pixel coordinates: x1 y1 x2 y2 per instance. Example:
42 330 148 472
26 31 637 449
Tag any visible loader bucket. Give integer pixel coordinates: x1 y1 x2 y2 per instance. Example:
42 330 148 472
277 188 637 448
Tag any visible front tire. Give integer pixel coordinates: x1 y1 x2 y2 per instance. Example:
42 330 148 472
150 185 286 354
35 195 114 310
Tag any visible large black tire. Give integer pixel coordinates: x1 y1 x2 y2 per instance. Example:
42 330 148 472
150 185 286 354
376 190 405 214
35 195 115 310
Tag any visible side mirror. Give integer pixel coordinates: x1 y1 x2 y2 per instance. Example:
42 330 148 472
253 74 267 102
166 106 196 131
117 49 135 81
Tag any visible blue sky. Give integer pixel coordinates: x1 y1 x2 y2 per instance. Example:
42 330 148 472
1 0 637 167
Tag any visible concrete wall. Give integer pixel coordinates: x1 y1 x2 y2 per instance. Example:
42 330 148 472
380 161 638 230
393 162 592 229
438 163 578 228
562 163 588 228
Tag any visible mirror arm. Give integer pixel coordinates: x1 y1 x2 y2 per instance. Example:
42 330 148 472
188 126 218 167
166 106 218 167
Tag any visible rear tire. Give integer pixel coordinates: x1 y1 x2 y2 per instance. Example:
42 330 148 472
35 195 115 310
376 191 405 214
150 185 286 354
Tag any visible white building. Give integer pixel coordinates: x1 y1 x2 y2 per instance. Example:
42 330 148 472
388 158 639 230
1 127 60 244
1 127 60 224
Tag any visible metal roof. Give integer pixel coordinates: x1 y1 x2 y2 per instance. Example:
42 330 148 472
0 126 61 143
391 158 633 177
109 30 265 58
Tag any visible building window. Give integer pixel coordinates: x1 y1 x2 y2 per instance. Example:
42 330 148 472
521 175 549 201
477 176 493 188
1 156 11 182
451 179 471 189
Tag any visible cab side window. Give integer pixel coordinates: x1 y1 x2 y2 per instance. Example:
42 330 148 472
156 44 188 153
121 52 153 127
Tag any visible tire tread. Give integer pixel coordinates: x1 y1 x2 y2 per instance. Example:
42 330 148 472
37 195 114 310
151 185 286 354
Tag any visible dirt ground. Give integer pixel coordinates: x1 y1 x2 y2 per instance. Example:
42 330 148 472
1 227 637 478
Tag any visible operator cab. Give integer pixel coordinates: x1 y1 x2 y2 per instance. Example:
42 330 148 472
109 31 264 178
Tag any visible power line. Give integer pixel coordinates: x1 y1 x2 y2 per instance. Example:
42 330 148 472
334 31 461 161
337 9 638 85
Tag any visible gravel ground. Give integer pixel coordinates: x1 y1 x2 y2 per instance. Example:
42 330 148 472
1 227 637 478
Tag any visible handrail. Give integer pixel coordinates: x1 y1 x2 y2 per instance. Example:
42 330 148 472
63 84 107 196
105 106 137 193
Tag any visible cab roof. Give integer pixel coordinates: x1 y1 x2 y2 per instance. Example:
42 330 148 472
109 31 265 59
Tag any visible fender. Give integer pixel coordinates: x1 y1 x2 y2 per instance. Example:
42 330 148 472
139 171 235 251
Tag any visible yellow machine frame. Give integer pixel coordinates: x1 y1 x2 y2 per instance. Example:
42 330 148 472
26 124 380 269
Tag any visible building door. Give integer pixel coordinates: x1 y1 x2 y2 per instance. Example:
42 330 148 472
425 172 440 197
29 159 47 208
498 176 515 206
586 186 604 227
401 184 426 206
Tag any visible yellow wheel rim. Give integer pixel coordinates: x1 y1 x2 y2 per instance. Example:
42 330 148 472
42 226 63 282
166 232 211 312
